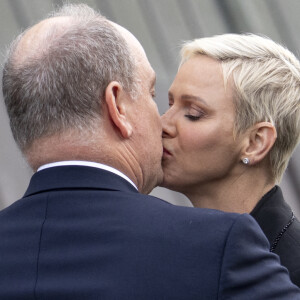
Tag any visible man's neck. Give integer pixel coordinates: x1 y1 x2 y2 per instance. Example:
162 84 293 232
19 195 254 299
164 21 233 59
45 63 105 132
26 133 143 192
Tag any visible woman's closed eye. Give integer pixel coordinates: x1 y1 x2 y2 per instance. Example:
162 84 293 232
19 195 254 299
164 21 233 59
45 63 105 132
185 107 206 121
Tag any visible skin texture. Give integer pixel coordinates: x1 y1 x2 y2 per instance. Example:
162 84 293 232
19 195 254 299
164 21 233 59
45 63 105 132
108 22 164 193
161 55 275 212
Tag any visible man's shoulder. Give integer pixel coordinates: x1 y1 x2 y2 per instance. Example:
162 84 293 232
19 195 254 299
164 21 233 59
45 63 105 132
139 192 247 218
0 187 259 251
134 193 257 236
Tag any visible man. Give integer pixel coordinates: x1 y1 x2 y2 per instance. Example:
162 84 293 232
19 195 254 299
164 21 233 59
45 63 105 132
0 3 299 299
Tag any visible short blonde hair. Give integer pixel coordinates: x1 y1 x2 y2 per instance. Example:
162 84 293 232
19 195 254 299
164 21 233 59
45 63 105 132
181 33 300 182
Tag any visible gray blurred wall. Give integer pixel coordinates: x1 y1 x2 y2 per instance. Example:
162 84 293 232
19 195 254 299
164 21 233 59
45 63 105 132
0 0 299 215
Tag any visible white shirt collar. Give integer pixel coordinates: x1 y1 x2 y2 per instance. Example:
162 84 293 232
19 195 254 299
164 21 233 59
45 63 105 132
37 161 138 190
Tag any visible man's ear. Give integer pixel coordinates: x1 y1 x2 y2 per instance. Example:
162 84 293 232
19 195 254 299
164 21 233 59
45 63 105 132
242 122 277 165
104 81 133 139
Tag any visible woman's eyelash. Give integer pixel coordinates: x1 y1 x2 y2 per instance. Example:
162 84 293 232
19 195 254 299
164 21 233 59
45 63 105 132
184 115 201 121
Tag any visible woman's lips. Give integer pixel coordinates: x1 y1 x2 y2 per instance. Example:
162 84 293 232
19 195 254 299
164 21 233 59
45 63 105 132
163 147 172 156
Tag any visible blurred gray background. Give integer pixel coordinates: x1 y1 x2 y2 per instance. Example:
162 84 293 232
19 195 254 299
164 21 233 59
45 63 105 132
0 0 299 216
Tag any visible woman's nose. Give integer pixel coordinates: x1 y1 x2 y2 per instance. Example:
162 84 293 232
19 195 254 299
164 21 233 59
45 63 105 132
161 109 176 138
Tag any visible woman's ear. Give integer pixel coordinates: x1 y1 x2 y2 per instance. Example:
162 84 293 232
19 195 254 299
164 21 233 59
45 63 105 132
242 122 277 165
104 81 133 139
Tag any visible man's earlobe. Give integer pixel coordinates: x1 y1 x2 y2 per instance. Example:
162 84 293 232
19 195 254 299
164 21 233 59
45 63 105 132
105 81 132 138
242 122 277 165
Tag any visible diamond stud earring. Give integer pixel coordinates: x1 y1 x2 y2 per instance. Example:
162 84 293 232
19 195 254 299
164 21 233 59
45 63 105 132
242 158 250 165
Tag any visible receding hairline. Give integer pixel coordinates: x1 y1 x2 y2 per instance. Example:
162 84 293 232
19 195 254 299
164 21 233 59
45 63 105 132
109 20 155 89
13 14 148 69
13 16 74 65
109 20 150 74
110 21 146 54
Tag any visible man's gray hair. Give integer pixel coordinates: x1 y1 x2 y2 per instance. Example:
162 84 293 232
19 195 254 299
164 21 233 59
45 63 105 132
181 33 300 182
2 4 137 152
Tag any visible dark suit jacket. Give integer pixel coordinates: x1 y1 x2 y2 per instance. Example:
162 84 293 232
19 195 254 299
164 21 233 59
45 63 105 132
251 185 300 287
0 166 299 299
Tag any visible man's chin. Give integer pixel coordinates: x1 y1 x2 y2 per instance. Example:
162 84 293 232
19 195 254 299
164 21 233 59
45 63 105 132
155 169 164 188
140 169 164 195
158 173 182 193
157 174 171 189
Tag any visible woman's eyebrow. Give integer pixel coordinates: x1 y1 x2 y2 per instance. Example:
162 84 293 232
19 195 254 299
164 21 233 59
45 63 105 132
181 94 209 106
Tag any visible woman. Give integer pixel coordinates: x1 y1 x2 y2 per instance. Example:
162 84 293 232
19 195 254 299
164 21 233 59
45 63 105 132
161 33 300 286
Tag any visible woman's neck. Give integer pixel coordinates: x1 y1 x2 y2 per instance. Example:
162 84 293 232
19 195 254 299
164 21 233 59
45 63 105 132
185 169 275 214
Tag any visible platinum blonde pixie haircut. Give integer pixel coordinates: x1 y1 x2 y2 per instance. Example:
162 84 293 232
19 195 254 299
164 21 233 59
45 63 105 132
2 4 138 152
181 33 300 182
